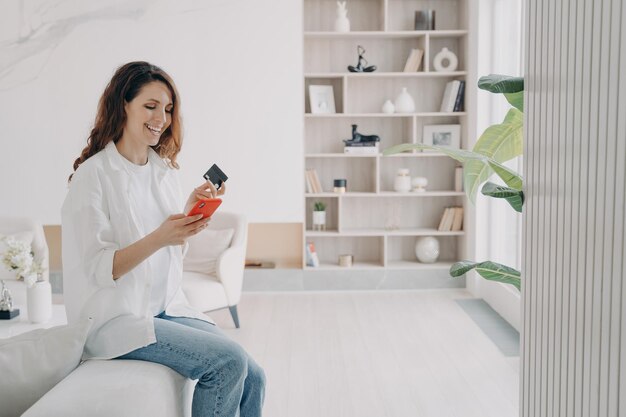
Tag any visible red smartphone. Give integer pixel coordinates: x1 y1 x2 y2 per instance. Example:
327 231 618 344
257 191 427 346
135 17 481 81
187 198 222 219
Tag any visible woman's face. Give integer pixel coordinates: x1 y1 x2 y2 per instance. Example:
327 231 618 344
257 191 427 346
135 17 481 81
123 81 173 148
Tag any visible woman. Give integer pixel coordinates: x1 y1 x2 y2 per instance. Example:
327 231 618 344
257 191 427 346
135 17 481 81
62 61 265 417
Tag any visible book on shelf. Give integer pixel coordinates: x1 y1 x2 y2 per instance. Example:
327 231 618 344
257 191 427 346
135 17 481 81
305 242 320 267
344 142 380 147
451 207 464 231
437 206 463 232
437 207 451 231
453 80 465 112
344 143 379 154
454 167 464 192
439 80 462 113
403 48 424 72
306 169 323 193
305 170 314 193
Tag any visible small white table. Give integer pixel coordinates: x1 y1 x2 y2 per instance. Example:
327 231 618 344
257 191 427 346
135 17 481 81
0 304 68 339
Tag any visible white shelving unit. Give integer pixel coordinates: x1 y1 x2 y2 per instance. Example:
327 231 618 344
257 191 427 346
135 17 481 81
303 0 473 271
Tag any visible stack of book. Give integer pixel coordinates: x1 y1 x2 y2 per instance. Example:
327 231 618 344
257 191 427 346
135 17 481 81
439 80 465 113
305 242 320 267
437 206 464 232
344 142 379 155
305 169 323 193
403 48 424 72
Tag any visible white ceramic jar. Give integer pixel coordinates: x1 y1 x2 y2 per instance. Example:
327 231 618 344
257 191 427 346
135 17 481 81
393 168 412 192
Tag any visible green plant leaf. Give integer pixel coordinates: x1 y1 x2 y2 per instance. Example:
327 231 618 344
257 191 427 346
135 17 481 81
504 91 524 112
450 260 521 291
478 74 524 94
487 160 523 190
481 182 524 212
383 144 487 163
472 108 523 162
461 108 523 202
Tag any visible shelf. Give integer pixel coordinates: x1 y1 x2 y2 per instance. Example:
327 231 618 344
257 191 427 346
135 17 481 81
304 30 468 39
306 153 379 158
305 152 454 158
305 262 384 270
377 191 465 197
305 72 467 78
305 191 464 198
305 228 465 237
304 112 466 118
385 261 456 270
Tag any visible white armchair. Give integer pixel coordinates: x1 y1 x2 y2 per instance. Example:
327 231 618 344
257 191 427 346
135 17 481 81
181 212 247 328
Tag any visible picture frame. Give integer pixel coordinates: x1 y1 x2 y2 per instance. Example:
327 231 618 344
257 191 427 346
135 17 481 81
308 85 336 114
422 124 461 149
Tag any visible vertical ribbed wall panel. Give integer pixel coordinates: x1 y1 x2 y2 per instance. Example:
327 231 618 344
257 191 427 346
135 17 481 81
522 0 626 416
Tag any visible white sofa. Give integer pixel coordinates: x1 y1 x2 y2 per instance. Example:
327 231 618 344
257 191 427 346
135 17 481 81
1 213 247 416
23 359 196 417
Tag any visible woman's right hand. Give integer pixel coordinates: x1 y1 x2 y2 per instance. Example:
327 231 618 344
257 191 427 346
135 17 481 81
151 213 210 248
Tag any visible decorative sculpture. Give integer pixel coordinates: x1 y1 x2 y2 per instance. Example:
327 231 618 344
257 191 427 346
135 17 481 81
334 1 350 32
347 45 377 73
0 281 13 312
343 124 381 145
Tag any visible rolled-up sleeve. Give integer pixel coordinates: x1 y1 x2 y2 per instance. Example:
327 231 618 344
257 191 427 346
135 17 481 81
63 166 120 288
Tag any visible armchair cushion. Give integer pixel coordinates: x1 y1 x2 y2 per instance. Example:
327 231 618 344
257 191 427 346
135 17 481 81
0 318 92 417
183 228 234 276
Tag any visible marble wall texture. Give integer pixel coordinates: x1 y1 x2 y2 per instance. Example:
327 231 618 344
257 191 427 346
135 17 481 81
0 0 303 223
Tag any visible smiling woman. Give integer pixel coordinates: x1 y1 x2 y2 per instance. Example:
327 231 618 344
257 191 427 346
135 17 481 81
61 61 265 417
68 62 182 182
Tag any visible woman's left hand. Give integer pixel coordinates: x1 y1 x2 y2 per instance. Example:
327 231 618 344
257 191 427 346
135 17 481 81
184 181 227 214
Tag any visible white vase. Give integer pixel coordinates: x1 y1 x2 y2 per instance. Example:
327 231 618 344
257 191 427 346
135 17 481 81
411 176 428 192
415 237 440 263
394 87 416 113
382 100 395 114
26 280 52 323
393 168 412 192
433 47 459 72
334 2 351 32
312 211 327 231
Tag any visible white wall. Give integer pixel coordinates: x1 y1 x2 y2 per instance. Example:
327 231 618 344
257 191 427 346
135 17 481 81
0 0 303 224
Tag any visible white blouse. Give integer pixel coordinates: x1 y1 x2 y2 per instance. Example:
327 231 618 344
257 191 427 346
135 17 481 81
61 141 213 360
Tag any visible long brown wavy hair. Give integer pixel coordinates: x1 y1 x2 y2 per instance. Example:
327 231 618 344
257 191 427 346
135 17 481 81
69 61 182 182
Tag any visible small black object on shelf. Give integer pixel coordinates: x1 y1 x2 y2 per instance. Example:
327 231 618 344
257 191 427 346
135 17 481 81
0 308 20 320
343 124 381 146
347 45 377 73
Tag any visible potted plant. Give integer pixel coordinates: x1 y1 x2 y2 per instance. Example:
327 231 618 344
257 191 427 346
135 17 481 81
312 201 327 231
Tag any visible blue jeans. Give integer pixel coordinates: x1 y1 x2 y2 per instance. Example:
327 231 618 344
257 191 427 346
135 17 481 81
115 312 265 417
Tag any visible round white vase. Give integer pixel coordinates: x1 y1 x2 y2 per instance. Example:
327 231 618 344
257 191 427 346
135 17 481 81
394 87 416 113
382 100 395 114
415 237 440 263
433 47 459 72
26 280 52 323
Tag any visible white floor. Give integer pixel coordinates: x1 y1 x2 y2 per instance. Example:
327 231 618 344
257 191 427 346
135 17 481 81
210 289 520 417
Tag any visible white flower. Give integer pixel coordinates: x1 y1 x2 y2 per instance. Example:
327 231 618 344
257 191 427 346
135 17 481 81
1 236 45 282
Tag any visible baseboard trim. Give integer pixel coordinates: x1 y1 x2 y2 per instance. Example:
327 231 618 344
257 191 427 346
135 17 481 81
243 269 465 291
